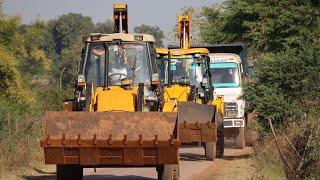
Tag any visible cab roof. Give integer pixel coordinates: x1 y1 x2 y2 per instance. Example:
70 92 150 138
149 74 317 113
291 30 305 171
82 33 155 43
169 48 209 56
155 48 169 55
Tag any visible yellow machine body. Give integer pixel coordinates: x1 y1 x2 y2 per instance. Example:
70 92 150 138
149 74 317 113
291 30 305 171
90 86 138 112
41 4 180 175
162 84 191 112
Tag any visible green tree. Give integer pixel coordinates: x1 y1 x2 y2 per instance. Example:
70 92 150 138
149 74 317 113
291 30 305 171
94 20 113 33
48 13 94 94
134 24 164 47
202 1 320 177
201 0 320 52
51 13 94 54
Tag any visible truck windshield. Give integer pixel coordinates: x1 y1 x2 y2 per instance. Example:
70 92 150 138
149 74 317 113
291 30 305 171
209 62 240 88
84 42 151 87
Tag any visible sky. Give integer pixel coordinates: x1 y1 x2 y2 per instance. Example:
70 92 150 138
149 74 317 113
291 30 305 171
2 0 223 35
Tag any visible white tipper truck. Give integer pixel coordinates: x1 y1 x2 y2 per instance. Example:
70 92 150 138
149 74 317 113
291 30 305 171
169 44 256 148
194 44 252 149
209 53 246 148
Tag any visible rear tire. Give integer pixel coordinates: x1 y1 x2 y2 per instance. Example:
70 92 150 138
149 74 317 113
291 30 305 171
235 127 245 149
215 112 224 158
157 164 179 180
245 113 258 146
205 141 216 160
56 165 83 180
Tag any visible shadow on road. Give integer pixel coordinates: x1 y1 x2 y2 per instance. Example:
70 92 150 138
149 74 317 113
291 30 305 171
22 175 56 180
22 175 154 180
84 175 155 180
22 168 56 180
222 153 252 161
180 152 206 161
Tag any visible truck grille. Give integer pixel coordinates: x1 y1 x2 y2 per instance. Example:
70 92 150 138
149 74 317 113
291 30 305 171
224 102 238 117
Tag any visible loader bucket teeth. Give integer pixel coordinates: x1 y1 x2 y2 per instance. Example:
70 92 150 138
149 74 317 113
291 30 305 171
40 111 180 166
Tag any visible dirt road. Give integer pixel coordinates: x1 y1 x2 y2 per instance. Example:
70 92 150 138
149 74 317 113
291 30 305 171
23 146 254 180
82 147 254 180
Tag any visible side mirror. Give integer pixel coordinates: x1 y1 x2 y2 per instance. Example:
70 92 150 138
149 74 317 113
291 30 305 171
77 74 86 87
151 74 159 86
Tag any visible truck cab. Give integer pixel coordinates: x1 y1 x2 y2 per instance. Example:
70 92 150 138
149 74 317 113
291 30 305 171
209 53 245 127
203 44 250 149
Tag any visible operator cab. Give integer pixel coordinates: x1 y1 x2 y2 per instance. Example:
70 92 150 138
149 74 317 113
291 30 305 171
79 34 158 89
75 33 159 111
156 49 213 103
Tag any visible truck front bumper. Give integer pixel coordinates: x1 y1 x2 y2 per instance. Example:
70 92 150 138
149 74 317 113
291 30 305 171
223 118 245 128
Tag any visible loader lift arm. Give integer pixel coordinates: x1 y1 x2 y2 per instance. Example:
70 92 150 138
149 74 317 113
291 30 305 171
178 16 190 49
113 4 128 33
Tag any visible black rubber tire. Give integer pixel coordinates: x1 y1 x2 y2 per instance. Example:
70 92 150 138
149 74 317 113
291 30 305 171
235 127 245 149
56 165 83 180
245 113 258 146
157 164 179 180
215 112 224 158
205 141 216 161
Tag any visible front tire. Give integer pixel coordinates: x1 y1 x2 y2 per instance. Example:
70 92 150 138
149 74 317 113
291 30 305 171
157 164 179 180
215 112 224 158
205 141 216 160
56 165 83 180
245 113 258 146
234 127 245 149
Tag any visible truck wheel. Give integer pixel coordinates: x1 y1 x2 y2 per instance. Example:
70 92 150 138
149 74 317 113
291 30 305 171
157 164 179 180
205 141 216 160
215 112 224 158
245 113 258 146
56 165 83 180
234 127 245 149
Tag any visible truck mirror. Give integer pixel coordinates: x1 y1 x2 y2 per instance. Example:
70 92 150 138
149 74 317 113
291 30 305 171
151 73 159 86
77 74 86 87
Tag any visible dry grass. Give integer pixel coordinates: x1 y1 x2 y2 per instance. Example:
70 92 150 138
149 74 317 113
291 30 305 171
253 135 287 180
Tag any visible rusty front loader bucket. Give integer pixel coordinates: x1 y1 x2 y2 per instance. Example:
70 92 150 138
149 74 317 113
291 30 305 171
40 111 179 167
178 102 224 160
178 102 216 143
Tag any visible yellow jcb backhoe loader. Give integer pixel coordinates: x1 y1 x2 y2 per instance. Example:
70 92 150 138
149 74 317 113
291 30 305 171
156 15 225 160
40 4 180 180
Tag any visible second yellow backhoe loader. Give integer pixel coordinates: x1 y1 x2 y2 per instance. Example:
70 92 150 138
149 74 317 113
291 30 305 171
156 16 225 160
40 4 180 180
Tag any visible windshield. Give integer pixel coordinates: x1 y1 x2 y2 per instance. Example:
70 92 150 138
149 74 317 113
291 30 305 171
209 62 240 88
159 56 202 85
84 42 151 87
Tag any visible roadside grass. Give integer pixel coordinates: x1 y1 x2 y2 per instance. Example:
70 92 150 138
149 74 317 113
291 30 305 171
0 114 44 179
259 164 286 180
253 135 286 180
